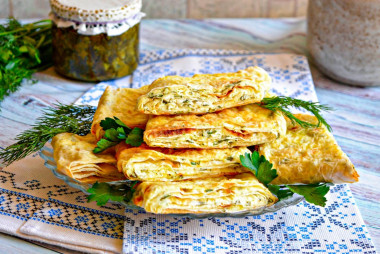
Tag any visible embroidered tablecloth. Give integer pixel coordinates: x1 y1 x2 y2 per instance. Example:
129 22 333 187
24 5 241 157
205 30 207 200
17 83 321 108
1 49 376 253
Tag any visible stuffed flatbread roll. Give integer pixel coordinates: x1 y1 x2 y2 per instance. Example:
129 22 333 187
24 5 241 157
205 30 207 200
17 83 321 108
116 143 250 181
51 133 126 183
132 173 277 214
137 67 271 115
91 86 149 140
258 114 359 184
144 103 286 148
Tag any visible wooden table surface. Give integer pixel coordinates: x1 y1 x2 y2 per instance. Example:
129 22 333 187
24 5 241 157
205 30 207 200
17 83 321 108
0 18 379 252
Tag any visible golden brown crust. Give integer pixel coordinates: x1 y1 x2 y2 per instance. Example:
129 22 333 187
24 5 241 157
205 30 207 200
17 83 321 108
144 104 287 148
91 86 150 140
51 133 126 183
258 114 359 184
137 67 271 115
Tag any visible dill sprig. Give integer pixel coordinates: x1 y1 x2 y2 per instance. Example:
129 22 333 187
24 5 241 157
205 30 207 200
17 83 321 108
261 96 332 131
0 104 95 166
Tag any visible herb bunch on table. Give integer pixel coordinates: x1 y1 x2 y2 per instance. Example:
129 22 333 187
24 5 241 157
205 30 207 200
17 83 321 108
0 19 52 107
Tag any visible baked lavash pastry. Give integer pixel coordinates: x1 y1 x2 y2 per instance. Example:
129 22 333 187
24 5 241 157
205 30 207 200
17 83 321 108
258 114 359 184
91 86 149 140
49 65 360 215
51 133 125 183
116 143 250 181
132 173 277 214
144 103 286 149
137 66 271 115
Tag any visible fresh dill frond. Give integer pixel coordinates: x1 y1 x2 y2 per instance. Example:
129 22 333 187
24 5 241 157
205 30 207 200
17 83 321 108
261 96 332 131
0 103 95 166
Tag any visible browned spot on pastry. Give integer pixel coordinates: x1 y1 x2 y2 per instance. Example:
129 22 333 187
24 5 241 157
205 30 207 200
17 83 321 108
149 128 195 137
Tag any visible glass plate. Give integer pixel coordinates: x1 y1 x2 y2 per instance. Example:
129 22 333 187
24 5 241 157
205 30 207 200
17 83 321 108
40 145 304 218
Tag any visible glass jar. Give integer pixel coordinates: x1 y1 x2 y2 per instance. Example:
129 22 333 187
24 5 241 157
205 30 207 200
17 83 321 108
49 0 144 82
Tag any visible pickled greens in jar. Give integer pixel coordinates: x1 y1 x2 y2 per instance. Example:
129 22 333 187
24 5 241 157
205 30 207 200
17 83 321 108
52 23 139 81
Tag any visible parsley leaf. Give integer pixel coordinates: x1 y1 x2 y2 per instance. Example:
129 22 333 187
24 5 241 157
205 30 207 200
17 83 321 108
87 181 139 206
93 117 144 153
87 182 125 206
100 117 122 130
117 127 127 139
240 153 257 173
257 160 278 186
268 184 294 200
93 139 119 154
240 152 332 207
287 183 331 207
104 128 119 141
240 151 277 185
126 128 144 147
115 118 130 129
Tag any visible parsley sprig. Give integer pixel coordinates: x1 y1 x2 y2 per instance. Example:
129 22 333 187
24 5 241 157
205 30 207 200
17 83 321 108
261 96 332 131
240 151 277 186
93 117 144 153
0 19 53 106
240 152 331 207
87 181 139 206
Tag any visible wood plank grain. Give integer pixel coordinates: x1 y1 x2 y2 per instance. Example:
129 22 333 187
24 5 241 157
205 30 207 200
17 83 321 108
187 0 267 18
295 0 308 17
143 0 187 19
0 233 83 253
2 0 309 19
187 0 308 18
0 233 58 254
11 0 50 19
267 0 297 17
310 66 380 100
0 0 10 18
0 67 92 150
139 19 308 54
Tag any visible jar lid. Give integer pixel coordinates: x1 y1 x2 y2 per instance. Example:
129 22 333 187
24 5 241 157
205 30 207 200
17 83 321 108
50 0 142 23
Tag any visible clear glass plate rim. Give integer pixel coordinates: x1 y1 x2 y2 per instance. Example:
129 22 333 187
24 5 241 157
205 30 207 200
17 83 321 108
40 145 304 218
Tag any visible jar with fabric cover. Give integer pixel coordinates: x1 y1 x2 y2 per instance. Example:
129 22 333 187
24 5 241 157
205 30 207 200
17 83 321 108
50 0 144 81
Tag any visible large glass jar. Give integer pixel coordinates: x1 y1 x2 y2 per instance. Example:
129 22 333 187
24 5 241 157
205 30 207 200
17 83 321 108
49 0 144 82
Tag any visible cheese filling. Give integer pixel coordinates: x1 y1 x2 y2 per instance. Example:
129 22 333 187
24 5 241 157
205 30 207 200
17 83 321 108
142 81 262 114
124 162 246 181
145 128 279 148
117 146 251 181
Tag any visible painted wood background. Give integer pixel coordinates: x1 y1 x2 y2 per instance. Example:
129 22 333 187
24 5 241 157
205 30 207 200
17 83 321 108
0 0 308 19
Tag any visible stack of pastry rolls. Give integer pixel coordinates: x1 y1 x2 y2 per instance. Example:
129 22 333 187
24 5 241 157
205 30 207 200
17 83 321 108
52 67 358 214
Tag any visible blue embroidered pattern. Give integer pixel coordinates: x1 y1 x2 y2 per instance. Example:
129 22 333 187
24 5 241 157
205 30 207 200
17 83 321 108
122 185 375 253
